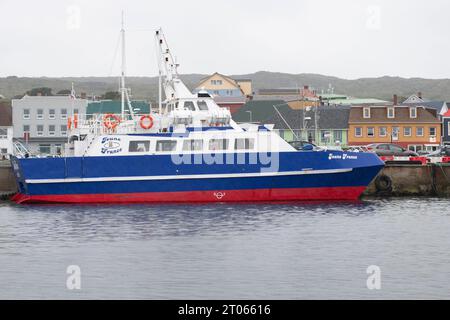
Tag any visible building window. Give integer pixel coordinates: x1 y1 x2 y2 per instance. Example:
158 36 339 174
209 139 229 151
333 130 342 143
37 109 44 120
409 107 417 118
392 127 399 140
61 108 67 119
379 127 387 137
367 127 375 137
183 140 203 151
211 80 223 85
48 125 55 136
429 127 436 137
1 148 7 154
409 145 423 153
60 125 67 136
156 140 177 152
0 128 7 139
387 107 395 118
448 123 450 136
363 107 371 119
49 109 56 119
23 125 30 133
38 144 51 154
355 127 362 137
54 144 62 155
235 138 255 150
321 130 332 142
23 109 30 120
404 127 411 136
416 127 424 137
37 125 44 136
129 141 150 152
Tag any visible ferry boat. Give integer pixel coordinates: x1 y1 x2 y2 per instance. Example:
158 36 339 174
10 28 384 204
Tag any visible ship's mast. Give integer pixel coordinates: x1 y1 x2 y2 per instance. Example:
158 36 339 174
120 12 134 119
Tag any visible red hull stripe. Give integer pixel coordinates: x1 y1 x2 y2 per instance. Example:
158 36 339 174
11 186 367 204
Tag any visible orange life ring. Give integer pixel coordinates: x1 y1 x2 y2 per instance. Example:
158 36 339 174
103 114 121 129
140 115 154 130
74 113 78 129
67 117 72 130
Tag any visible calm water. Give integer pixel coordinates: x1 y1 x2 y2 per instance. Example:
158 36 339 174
0 198 449 299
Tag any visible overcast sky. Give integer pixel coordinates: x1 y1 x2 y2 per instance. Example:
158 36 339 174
1 0 450 79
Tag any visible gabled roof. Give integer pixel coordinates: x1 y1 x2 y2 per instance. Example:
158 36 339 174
0 101 12 126
266 107 350 130
198 72 239 87
232 100 287 123
403 94 427 104
400 100 446 114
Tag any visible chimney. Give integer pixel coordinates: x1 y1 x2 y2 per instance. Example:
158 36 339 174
418 92 422 99
393 94 398 106
304 85 309 90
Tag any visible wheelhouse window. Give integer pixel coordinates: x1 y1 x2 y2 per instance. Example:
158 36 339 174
354 127 362 137
38 144 51 154
367 127 375 137
387 107 395 118
129 141 150 152
416 127 424 136
61 108 67 119
197 100 209 111
183 101 196 111
379 127 387 137
183 139 203 151
37 109 44 120
235 138 255 150
37 125 44 136
363 107 371 119
156 140 177 152
23 109 30 120
404 127 411 136
48 125 55 136
409 107 417 118
209 139 229 151
60 125 67 136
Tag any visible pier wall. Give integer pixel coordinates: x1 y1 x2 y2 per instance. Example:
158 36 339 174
0 161 17 195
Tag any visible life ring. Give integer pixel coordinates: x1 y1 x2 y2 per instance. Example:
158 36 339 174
103 114 121 129
140 115 154 130
67 117 72 130
375 174 392 192
73 113 78 129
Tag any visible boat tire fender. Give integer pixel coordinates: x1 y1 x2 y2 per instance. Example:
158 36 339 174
375 174 392 192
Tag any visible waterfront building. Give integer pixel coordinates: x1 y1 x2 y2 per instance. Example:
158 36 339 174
0 100 13 158
11 95 88 155
348 105 442 153
194 72 252 97
442 107 450 146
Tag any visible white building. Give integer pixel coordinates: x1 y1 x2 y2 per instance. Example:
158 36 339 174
0 101 13 158
12 95 89 155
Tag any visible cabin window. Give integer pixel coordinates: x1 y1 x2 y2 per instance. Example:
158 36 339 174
23 109 30 120
38 144 51 154
235 138 255 150
197 100 209 111
209 139 229 151
379 127 387 137
129 141 150 152
410 107 417 118
416 127 424 136
183 101 196 111
156 140 177 152
404 127 411 136
183 139 203 151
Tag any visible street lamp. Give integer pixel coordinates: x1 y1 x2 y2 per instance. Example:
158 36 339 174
246 110 252 123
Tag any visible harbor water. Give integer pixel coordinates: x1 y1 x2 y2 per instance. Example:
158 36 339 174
0 198 449 299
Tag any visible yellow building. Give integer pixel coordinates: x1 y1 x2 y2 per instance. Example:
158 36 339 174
194 72 252 97
348 105 441 153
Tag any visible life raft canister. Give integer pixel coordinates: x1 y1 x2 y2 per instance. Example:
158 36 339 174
139 115 154 130
73 113 78 129
103 114 121 130
67 116 72 130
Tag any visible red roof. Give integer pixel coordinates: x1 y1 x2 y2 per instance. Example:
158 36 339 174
443 109 450 117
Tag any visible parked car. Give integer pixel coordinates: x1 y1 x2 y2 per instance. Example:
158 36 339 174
425 146 450 157
366 143 419 157
288 140 317 151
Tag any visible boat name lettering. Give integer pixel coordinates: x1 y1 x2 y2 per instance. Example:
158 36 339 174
328 153 358 160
